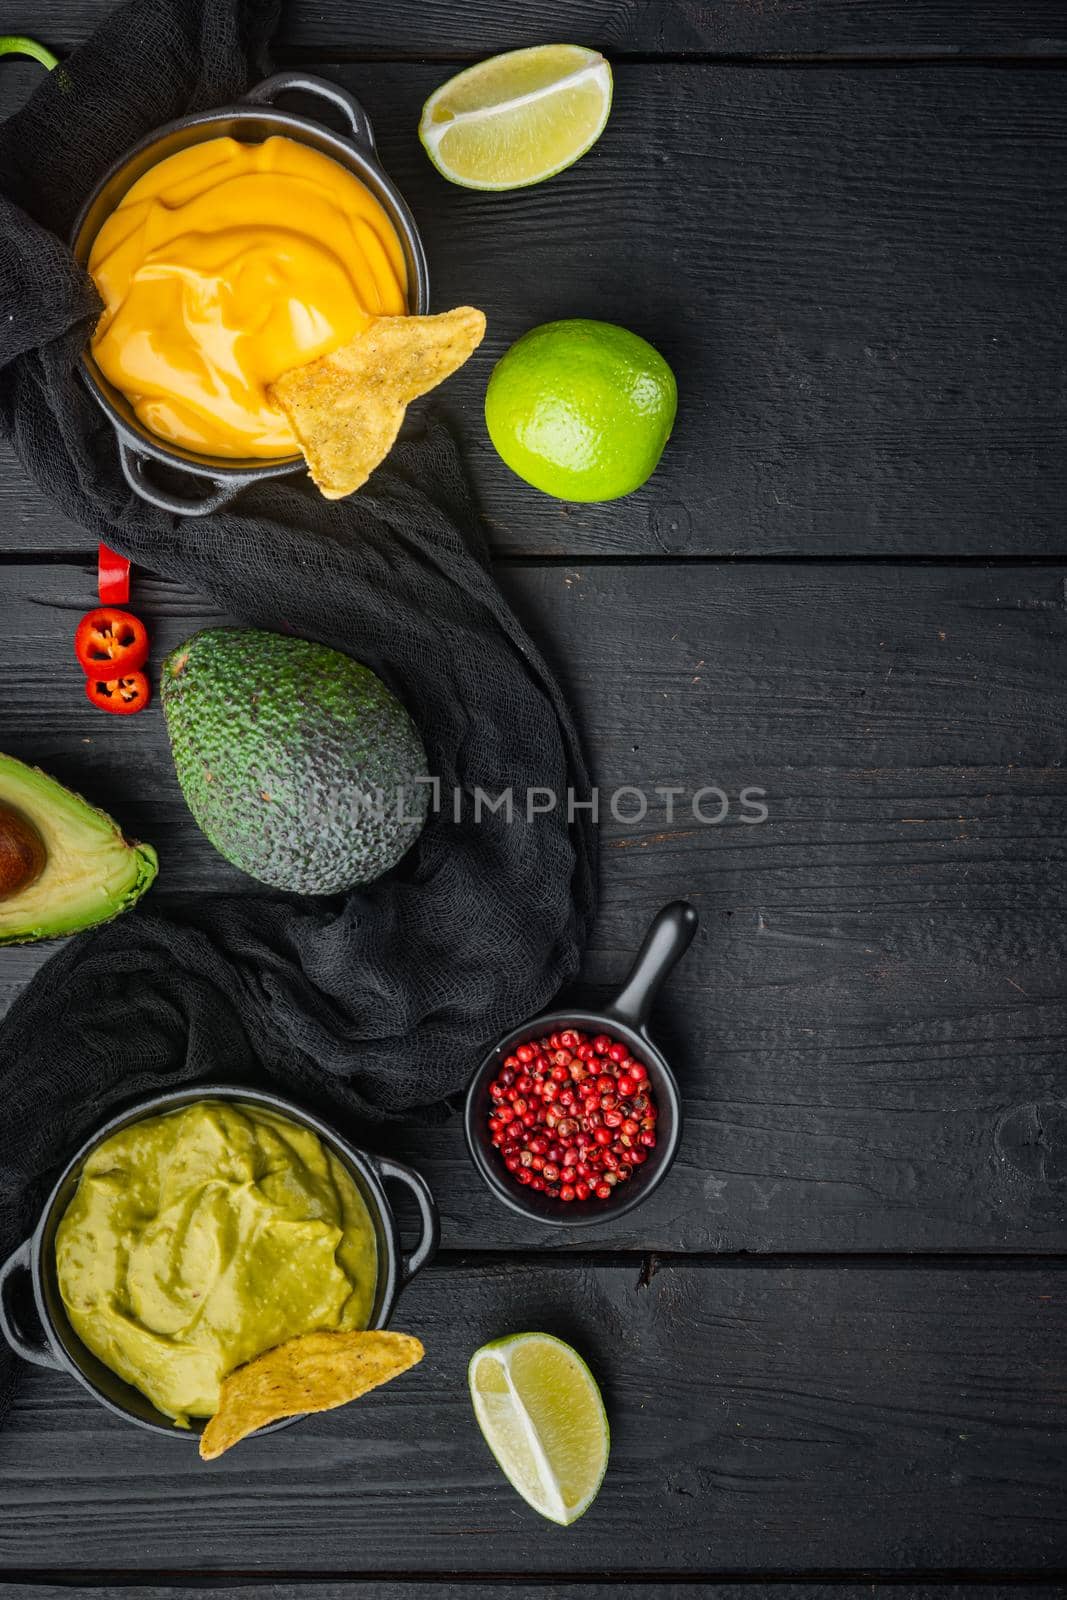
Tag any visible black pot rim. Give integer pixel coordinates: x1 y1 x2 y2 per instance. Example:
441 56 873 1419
18 1084 416 1440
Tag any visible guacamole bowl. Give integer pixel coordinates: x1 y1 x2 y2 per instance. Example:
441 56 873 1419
0 1085 438 1441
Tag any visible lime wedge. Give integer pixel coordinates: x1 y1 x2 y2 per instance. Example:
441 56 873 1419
419 44 613 192
468 1332 610 1524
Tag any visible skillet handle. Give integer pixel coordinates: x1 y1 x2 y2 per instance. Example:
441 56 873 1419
373 1155 439 1287
119 441 240 518
0 1238 59 1370
602 901 699 1036
243 71 377 154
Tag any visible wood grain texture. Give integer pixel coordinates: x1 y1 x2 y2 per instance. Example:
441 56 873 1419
0 1261 1063 1571
6 1589 1067 1599
0 0 1063 1588
1 61 1065 558
0 561 1064 1252
1 0 1064 57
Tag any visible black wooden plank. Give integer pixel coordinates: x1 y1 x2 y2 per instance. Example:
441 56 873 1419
0 1261 1063 1570
1 0 1065 58
1 560 1065 1253
1 61 1065 558
4 1580 1062 1593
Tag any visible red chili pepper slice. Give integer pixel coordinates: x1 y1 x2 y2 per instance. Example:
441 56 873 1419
74 608 149 678
97 543 131 605
85 671 150 716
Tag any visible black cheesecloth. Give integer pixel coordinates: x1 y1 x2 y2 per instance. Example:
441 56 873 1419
0 0 597 1425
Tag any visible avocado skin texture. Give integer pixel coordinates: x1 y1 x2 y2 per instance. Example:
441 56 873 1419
0 753 158 944
161 628 429 894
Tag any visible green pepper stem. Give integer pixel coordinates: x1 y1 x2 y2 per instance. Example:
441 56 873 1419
0 35 59 70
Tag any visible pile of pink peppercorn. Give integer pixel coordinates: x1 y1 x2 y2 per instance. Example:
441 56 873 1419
487 1028 658 1202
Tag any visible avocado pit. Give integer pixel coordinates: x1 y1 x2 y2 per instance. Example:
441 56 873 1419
0 802 46 900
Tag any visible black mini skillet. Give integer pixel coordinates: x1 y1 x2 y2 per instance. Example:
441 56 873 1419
464 901 698 1226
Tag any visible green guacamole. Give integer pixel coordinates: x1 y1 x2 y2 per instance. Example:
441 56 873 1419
56 1100 378 1425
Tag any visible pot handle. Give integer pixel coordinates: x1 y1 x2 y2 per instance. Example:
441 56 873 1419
373 1155 439 1287
119 441 241 518
602 901 699 1037
243 71 376 154
0 1238 59 1371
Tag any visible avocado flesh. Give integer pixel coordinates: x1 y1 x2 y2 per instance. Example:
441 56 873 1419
0 754 158 945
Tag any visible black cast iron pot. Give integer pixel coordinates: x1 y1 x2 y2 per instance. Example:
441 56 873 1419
71 72 431 517
0 1084 438 1441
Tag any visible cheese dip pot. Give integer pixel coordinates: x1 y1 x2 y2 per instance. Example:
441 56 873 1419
88 138 409 461
0 1085 438 1441
71 73 430 517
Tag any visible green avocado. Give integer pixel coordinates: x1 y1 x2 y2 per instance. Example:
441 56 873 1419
161 628 429 894
0 754 158 945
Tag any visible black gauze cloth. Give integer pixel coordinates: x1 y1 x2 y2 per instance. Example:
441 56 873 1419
0 0 597 1424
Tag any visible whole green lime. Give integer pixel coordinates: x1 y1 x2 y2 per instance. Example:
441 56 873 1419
484 319 677 501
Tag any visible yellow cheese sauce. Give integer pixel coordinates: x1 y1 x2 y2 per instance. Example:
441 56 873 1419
88 135 408 458
56 1101 379 1424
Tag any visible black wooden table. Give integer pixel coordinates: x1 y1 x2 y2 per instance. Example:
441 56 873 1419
1 1 1066 1593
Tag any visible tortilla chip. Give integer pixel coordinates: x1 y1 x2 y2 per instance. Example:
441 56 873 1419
199 1329 424 1460
270 306 486 499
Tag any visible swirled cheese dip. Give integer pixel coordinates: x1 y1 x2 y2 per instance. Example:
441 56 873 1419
56 1101 378 1425
87 135 408 458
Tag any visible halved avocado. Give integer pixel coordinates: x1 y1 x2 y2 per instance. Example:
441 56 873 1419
0 754 157 945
